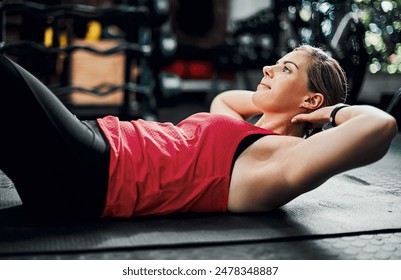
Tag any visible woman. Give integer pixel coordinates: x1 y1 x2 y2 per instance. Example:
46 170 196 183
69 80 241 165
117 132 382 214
0 45 397 220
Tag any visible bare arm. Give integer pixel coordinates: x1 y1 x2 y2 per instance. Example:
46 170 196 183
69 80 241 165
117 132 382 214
228 104 397 213
210 90 262 120
286 104 397 194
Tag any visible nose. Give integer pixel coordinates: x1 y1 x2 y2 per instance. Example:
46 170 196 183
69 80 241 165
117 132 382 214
263 65 274 78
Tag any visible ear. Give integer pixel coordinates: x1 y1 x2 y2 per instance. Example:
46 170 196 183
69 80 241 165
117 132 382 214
301 93 324 110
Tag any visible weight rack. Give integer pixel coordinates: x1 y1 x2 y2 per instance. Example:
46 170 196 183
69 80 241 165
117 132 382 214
0 0 171 120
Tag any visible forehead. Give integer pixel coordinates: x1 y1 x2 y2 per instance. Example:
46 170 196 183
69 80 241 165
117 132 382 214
279 50 311 70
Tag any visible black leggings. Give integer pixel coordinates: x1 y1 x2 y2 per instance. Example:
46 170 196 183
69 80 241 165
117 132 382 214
0 55 109 219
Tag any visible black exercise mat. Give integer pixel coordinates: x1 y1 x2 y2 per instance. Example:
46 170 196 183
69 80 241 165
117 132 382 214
0 134 400 256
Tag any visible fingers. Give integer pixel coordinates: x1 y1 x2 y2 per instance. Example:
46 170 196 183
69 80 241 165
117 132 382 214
291 107 331 124
291 114 309 124
291 114 321 124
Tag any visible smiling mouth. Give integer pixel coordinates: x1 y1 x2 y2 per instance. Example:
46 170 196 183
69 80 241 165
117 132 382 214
258 83 271 90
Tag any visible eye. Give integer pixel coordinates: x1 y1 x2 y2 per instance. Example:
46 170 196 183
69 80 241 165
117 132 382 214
282 65 291 73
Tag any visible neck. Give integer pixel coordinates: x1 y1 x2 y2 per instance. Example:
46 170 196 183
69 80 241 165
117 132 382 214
254 113 305 137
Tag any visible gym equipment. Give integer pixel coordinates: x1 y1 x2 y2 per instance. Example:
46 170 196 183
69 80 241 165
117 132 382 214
0 0 176 120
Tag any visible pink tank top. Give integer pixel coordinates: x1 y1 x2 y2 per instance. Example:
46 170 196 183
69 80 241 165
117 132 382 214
96 113 276 217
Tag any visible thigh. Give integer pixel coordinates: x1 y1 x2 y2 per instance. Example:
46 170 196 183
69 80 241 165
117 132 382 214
0 55 109 218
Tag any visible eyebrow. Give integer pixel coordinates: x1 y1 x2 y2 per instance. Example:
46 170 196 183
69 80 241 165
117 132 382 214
277 60 299 70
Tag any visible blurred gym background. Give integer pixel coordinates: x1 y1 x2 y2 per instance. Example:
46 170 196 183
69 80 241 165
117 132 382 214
1 0 400 124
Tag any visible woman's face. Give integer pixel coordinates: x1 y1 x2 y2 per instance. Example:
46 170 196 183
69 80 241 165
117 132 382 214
252 50 314 113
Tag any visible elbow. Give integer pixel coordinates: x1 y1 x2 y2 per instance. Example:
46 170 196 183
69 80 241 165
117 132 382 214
370 110 398 143
209 95 220 113
210 93 227 114
390 115 398 135
373 115 398 160
383 115 398 141
344 112 398 166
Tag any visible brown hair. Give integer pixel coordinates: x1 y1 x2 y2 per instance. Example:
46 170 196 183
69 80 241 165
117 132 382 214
295 45 348 106
294 45 348 137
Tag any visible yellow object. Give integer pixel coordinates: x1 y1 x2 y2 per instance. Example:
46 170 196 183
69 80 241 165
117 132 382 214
59 31 68 48
44 28 67 48
85 21 102 41
44 27 53 47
